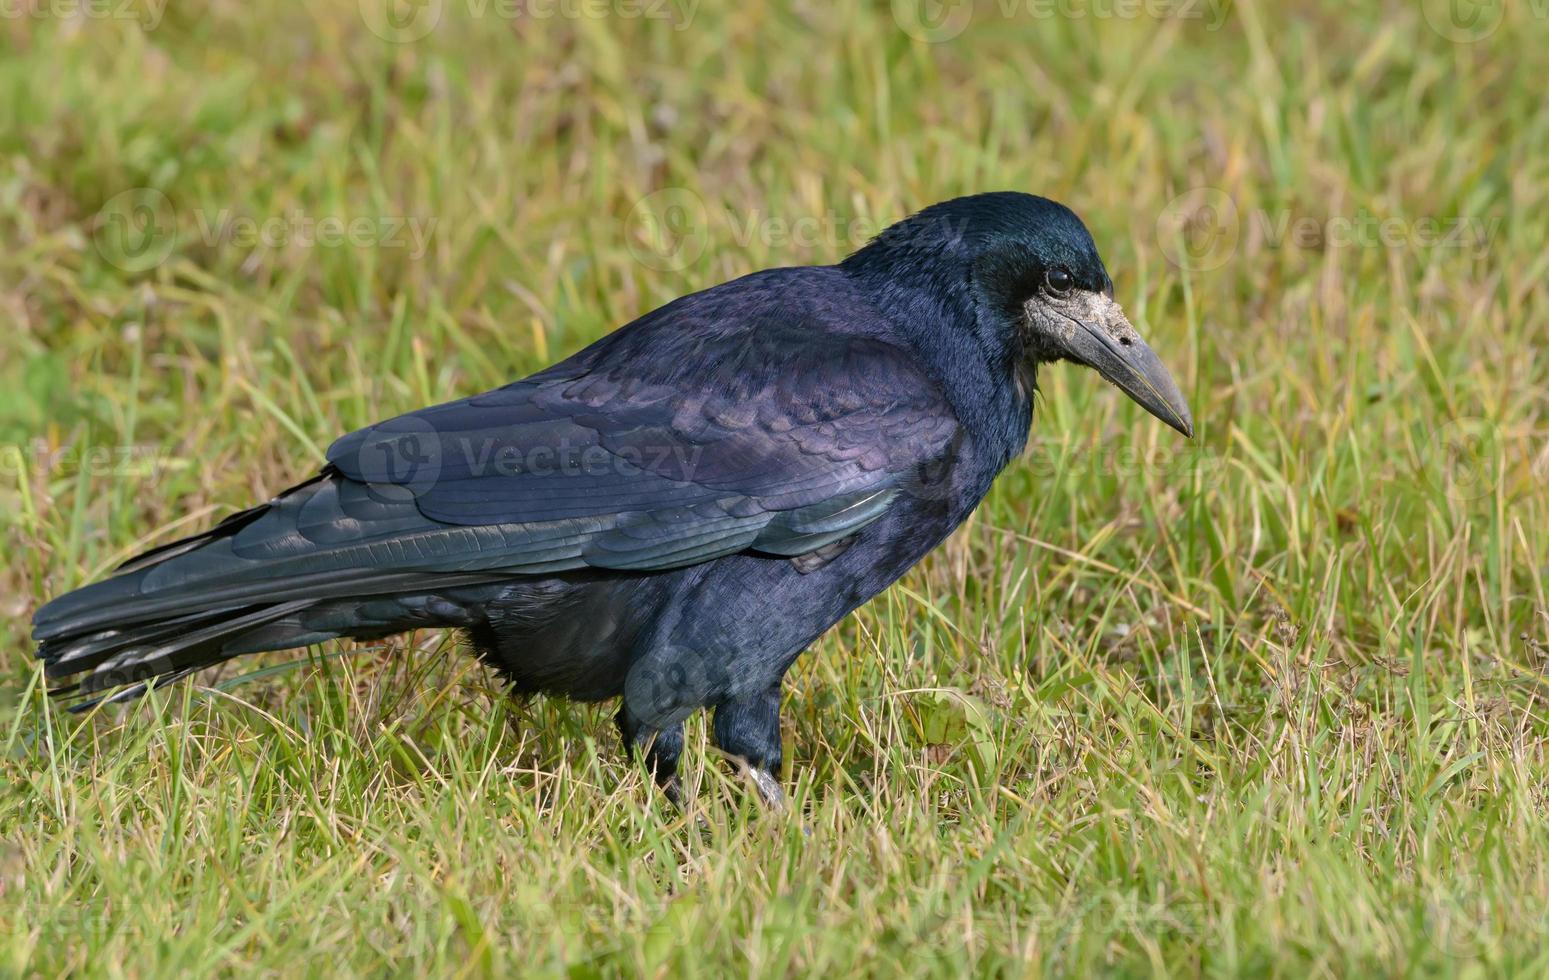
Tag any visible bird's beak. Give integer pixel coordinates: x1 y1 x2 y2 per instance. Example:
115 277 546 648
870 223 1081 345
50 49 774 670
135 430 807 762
1059 295 1194 438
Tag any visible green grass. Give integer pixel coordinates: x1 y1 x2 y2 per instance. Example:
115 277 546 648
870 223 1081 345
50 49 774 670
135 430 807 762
3 1 1548 975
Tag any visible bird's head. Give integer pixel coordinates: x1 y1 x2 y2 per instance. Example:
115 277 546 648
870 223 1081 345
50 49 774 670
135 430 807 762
849 192 1194 438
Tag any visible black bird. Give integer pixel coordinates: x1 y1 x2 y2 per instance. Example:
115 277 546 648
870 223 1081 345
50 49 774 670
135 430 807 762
33 192 1192 804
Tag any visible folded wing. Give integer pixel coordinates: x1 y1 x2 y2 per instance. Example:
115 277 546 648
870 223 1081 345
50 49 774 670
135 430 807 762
34 313 958 647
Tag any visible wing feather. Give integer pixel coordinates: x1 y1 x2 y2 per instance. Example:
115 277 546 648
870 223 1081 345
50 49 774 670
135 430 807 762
34 281 960 641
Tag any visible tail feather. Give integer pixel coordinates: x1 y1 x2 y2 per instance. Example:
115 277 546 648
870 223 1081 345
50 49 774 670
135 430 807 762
36 591 502 710
73 600 316 692
35 563 508 639
38 612 230 682
31 469 516 708
61 667 206 713
38 601 318 707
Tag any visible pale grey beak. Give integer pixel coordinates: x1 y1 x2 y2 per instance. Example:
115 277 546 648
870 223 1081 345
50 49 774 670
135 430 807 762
1060 298 1193 438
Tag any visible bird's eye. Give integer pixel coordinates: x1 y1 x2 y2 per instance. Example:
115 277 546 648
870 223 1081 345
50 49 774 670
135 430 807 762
1045 269 1074 295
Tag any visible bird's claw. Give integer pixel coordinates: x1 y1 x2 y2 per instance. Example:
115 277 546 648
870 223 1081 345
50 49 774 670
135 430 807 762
745 767 786 811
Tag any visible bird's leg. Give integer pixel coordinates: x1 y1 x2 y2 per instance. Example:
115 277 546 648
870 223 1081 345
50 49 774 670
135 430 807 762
615 704 685 804
713 683 786 810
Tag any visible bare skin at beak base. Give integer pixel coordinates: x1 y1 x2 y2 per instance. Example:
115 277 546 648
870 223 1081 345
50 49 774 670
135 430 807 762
1058 297 1194 438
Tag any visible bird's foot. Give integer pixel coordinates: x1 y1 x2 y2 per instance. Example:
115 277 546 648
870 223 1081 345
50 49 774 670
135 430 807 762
742 766 811 836
743 766 786 811
712 684 789 812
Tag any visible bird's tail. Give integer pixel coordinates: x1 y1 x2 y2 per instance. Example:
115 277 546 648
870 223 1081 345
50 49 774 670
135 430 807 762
35 593 337 709
31 474 506 710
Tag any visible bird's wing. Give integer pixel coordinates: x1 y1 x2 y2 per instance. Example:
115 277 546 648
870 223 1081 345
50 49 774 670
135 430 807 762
35 313 961 642
324 317 958 572
32 305 965 702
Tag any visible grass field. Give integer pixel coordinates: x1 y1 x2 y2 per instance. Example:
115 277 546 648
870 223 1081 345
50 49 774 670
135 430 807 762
2 1 1547 975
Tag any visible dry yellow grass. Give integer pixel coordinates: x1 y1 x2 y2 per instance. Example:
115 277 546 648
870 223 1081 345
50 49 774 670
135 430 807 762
2 1 1547 975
